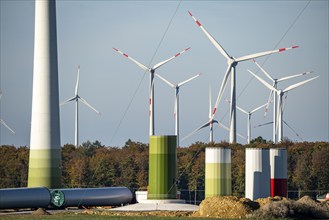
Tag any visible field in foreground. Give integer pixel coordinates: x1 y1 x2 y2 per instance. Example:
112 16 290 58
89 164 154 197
1 195 328 219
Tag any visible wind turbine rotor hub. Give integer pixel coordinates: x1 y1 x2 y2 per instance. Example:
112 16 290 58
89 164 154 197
227 58 236 66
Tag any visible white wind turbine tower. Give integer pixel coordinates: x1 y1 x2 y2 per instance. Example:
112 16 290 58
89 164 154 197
188 11 298 143
0 91 15 134
113 47 190 136
247 69 318 143
225 99 267 144
61 65 101 147
155 73 201 146
252 59 313 143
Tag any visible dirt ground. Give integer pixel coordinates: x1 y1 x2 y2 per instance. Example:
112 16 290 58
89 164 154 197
25 196 329 219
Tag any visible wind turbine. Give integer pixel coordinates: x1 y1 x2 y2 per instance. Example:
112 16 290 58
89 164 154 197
181 86 245 143
252 59 312 143
225 99 267 144
61 65 101 147
247 69 318 142
113 47 190 136
0 91 15 134
155 73 201 146
188 10 298 143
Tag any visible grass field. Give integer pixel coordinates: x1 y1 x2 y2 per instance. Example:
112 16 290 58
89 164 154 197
0 213 226 220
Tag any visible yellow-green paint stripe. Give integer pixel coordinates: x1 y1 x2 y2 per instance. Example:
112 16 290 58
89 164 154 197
148 136 177 199
28 149 62 188
205 163 231 197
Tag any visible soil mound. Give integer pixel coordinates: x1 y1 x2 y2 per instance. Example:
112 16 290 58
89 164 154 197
249 196 329 219
256 196 287 207
195 196 259 218
295 195 329 219
31 208 50 215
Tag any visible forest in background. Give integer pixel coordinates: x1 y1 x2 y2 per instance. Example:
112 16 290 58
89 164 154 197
1 138 328 200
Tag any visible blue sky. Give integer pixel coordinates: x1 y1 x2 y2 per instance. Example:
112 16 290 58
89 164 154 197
0 1 328 147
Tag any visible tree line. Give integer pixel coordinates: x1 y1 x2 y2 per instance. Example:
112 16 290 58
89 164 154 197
1 138 328 198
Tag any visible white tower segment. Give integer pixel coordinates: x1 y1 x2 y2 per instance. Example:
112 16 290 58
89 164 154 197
28 0 61 188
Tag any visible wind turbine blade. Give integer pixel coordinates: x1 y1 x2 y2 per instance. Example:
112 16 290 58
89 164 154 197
188 11 231 60
217 122 230 132
237 107 248 115
0 91 2 100
216 122 246 139
79 97 101 115
253 121 273 128
235 45 299 62
155 73 175 88
177 73 202 87
181 120 210 142
282 92 288 112
0 119 15 134
247 69 277 92
277 71 313 82
250 103 268 114
264 90 274 117
152 47 191 70
212 65 231 116
60 96 76 106
225 98 248 115
283 76 319 93
113 48 150 72
283 120 303 141
237 133 246 139
75 65 80 96
252 59 275 82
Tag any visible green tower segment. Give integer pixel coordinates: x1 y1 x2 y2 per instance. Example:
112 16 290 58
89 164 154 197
205 147 231 198
148 135 177 199
28 149 61 188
